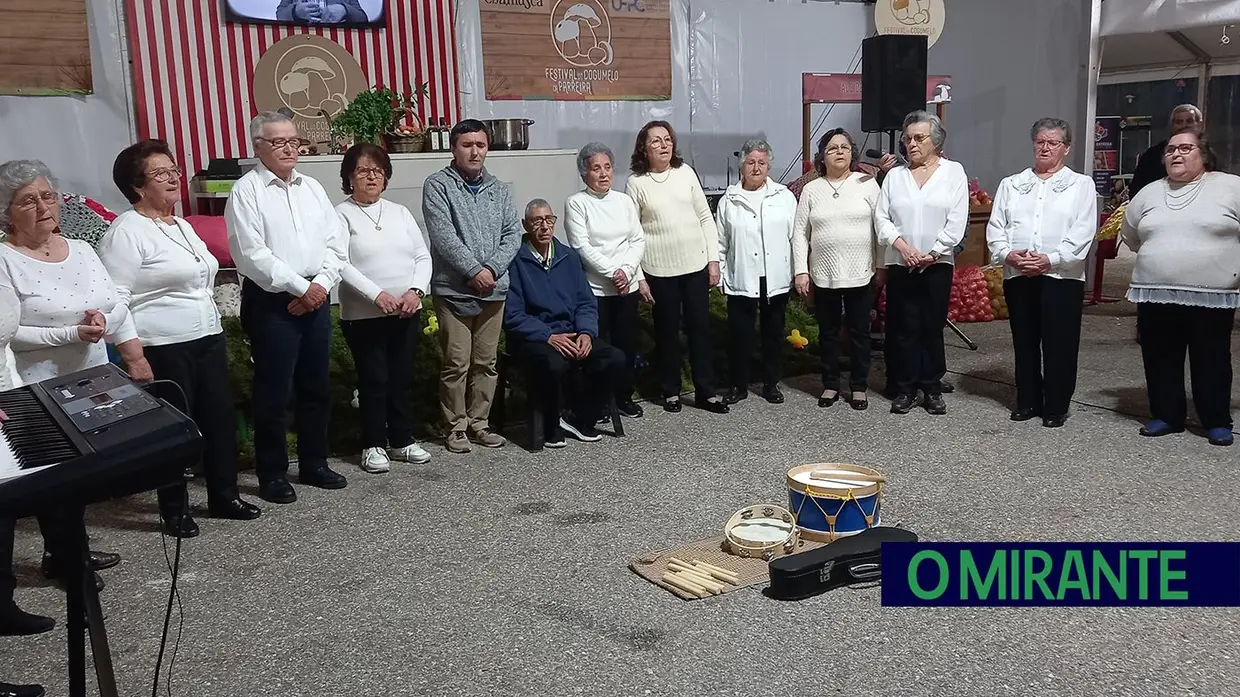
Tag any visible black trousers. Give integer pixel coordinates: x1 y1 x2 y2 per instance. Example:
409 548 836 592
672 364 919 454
511 338 624 430
240 280 332 480
341 314 421 449
885 264 952 396
815 281 874 392
142 333 241 516
725 279 788 390
1136 302 1236 429
645 266 716 400
596 293 639 404
1004 275 1085 417
0 517 14 608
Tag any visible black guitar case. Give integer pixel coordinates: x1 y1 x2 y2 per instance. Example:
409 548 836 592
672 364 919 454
766 526 918 601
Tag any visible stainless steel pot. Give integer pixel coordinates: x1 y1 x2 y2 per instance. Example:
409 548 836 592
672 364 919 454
483 118 534 150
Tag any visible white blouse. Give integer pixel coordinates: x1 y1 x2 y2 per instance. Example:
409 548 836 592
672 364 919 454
874 158 970 267
337 198 433 321
563 188 646 297
97 210 223 347
985 167 1098 282
0 238 138 384
0 284 18 390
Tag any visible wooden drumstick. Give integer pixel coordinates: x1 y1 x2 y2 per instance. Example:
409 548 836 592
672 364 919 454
689 559 741 584
666 563 725 593
662 572 710 598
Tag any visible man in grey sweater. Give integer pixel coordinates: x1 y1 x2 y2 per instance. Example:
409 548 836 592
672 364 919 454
422 119 522 453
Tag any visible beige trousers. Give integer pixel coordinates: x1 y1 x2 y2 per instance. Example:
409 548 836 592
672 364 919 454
437 301 504 434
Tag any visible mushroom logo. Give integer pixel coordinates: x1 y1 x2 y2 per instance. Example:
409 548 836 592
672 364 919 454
550 0 614 68
891 0 930 25
932 82 951 103
274 45 349 118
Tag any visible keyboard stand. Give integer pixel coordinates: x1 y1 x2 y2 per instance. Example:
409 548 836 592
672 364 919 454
48 506 119 697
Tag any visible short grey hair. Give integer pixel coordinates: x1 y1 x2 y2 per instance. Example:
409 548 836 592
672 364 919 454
903 110 947 151
524 198 552 218
741 139 773 160
0 159 59 234
1030 118 1073 146
1171 104 1203 123
249 110 295 141
576 142 614 181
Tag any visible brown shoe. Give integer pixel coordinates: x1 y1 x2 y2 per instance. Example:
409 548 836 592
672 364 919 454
468 428 507 448
446 431 472 453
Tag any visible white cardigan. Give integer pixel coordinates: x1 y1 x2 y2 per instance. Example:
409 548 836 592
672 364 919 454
715 180 797 298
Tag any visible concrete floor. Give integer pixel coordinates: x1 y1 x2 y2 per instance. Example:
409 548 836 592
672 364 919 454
4 248 1239 697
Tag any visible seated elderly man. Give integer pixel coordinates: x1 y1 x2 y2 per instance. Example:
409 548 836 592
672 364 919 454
504 199 625 447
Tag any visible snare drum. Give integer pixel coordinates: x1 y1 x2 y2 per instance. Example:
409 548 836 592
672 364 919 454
786 463 884 542
723 504 801 561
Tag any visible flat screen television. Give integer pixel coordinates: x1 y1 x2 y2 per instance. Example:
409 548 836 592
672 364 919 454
224 0 386 28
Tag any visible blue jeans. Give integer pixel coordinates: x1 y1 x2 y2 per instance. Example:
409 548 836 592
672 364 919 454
240 280 332 481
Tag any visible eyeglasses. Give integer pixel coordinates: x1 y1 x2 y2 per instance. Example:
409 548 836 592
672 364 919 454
146 166 182 183
11 191 59 212
647 136 673 146
354 166 386 179
1164 143 1199 156
902 133 931 144
258 137 309 150
825 145 852 154
527 215 557 228
1034 139 1064 149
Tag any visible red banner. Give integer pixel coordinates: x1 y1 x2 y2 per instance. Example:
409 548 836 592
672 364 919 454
802 73 953 104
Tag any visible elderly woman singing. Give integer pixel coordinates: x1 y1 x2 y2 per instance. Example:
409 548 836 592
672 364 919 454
1122 127 1240 446
626 121 728 414
563 142 647 418
986 119 1096 428
98 139 263 537
874 111 969 415
716 139 797 405
793 128 882 410
0 159 125 589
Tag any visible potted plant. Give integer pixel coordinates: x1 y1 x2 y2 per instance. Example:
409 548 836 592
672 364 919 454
330 82 430 152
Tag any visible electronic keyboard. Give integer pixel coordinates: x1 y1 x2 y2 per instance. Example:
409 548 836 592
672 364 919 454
0 363 203 519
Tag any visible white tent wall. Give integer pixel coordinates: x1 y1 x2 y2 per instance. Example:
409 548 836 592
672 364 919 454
925 0 1095 190
1101 0 1240 36
0 0 137 214
455 0 871 191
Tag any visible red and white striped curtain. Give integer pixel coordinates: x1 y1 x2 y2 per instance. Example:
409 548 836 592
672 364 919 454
125 0 462 213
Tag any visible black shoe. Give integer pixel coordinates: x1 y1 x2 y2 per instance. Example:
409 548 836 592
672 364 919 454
0 605 55 636
924 393 947 415
762 385 784 404
41 550 119 579
940 379 955 393
847 392 869 411
300 467 347 490
0 681 44 697
662 397 682 413
160 514 200 539
722 387 748 405
818 391 839 408
617 400 643 418
890 393 918 414
1010 408 1040 422
258 478 297 504
208 497 262 520
560 416 602 442
700 397 730 414
1042 415 1067 428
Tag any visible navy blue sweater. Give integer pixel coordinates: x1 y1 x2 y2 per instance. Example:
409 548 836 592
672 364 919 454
503 241 599 344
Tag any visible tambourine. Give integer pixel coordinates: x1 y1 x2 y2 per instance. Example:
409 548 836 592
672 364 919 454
723 504 801 561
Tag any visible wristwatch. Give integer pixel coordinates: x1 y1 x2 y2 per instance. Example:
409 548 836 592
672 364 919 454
412 288 424 298
928 251 942 262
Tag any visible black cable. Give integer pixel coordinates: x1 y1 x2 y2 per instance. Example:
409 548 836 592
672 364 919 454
141 379 189 697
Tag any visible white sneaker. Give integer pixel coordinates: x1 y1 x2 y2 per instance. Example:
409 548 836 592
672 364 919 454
388 442 431 464
360 447 391 473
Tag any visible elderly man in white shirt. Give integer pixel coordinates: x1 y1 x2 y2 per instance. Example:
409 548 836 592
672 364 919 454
988 118 1098 428
875 110 969 416
226 111 349 504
